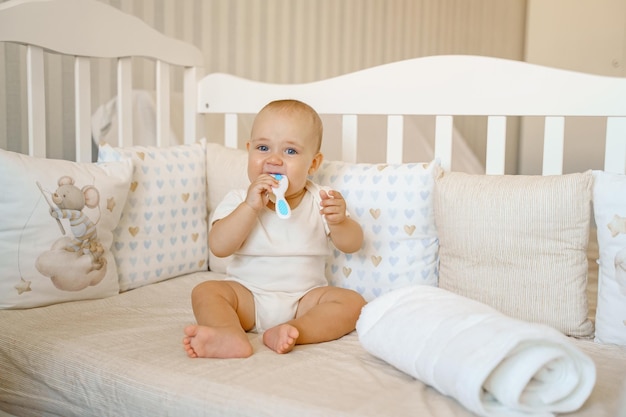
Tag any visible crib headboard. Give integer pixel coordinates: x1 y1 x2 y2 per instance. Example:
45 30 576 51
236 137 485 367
198 55 626 175
0 0 203 162
2 0 626 176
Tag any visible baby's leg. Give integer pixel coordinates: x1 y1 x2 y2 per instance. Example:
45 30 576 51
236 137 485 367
264 287 366 352
182 280 255 358
263 323 299 354
183 324 252 358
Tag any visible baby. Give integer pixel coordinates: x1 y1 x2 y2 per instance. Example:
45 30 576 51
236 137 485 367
183 99 366 358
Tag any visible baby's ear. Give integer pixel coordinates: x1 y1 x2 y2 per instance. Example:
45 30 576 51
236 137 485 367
308 152 324 175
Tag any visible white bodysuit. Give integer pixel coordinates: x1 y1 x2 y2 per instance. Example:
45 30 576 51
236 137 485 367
211 181 331 332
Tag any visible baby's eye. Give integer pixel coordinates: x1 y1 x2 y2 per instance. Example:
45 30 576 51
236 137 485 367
285 148 298 155
257 145 269 152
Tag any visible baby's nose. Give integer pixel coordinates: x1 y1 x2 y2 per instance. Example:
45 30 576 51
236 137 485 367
265 152 283 165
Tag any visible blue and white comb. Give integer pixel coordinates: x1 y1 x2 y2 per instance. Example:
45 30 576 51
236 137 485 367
271 174 291 219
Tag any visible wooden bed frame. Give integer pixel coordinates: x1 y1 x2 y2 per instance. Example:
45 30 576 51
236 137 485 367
1 1 626 417
0 0 202 159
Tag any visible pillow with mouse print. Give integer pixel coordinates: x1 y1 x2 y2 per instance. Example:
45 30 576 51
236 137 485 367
0 148 132 309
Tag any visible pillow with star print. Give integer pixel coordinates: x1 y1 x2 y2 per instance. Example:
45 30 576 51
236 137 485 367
98 141 208 291
309 159 439 301
0 148 132 309
591 170 626 346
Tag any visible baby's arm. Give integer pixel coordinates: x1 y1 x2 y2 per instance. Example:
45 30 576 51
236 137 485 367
319 189 363 253
209 175 278 257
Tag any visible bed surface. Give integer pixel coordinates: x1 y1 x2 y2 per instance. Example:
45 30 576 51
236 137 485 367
0 272 624 417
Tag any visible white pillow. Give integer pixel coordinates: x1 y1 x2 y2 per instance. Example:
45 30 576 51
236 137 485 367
205 142 249 273
0 149 132 308
98 142 208 291
592 170 626 345
310 160 439 301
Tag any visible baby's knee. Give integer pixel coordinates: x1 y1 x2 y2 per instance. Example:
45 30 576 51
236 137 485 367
334 288 367 316
349 290 367 312
191 280 223 301
191 279 248 304
343 287 366 304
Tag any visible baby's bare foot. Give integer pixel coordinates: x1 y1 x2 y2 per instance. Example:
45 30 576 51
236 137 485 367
263 323 299 354
183 324 253 358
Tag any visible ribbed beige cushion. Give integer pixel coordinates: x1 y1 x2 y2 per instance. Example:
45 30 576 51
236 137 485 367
434 171 593 338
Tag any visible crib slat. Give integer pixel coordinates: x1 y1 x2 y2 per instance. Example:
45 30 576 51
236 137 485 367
156 60 170 147
117 57 132 147
342 115 357 163
485 116 506 175
26 45 45 158
224 113 238 148
183 66 199 144
604 117 626 174
74 56 91 163
386 115 403 164
434 115 453 171
542 116 565 175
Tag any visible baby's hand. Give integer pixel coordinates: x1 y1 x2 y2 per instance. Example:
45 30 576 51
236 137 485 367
245 174 278 213
319 189 348 225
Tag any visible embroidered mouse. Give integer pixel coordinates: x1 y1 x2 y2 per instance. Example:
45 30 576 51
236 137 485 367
33 176 107 292
48 176 103 267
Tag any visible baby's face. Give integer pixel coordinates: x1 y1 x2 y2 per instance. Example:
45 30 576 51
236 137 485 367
247 109 321 198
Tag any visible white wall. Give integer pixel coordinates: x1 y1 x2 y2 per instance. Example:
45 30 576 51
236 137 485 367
525 0 625 77
520 0 626 174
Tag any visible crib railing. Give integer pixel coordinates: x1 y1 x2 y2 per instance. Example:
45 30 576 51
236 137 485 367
2 0 626 176
198 55 626 175
0 0 203 162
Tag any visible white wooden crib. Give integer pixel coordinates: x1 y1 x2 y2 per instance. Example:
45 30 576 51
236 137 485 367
1 1 626 417
3 1 626 174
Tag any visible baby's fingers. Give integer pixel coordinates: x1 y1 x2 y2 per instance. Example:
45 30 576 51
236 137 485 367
326 189 346 200
321 192 346 209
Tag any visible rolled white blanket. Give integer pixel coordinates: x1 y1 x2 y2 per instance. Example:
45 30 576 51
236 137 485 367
356 285 596 417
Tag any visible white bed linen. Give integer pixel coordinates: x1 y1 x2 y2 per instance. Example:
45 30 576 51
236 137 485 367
357 286 597 417
0 272 624 417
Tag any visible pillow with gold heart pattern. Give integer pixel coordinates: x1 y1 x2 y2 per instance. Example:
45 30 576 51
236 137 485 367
310 160 439 301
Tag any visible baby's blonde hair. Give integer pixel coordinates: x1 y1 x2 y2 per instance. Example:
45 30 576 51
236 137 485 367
257 99 323 152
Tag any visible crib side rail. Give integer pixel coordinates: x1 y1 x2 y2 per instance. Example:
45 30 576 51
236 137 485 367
198 55 626 174
0 0 204 161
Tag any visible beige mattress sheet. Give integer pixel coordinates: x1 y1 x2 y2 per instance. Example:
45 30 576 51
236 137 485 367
1 271 624 417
